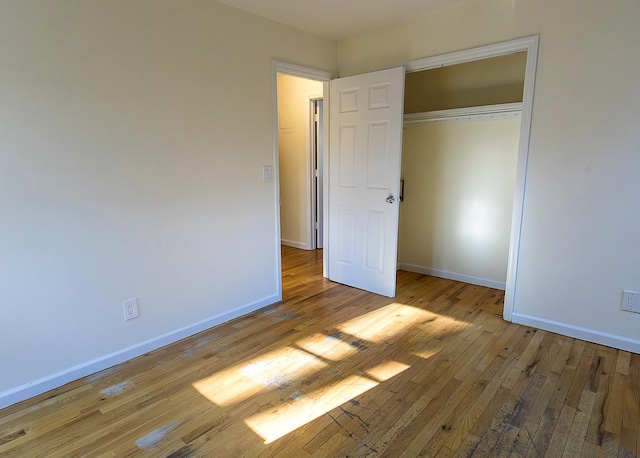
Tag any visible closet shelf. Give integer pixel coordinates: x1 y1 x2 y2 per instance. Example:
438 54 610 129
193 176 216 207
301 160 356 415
404 102 522 126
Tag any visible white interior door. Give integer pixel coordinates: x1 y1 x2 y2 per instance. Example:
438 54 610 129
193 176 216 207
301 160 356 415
328 67 405 297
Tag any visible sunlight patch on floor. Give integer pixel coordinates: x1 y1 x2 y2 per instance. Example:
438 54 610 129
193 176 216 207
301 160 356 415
193 346 328 406
365 360 410 382
412 348 441 360
193 302 459 443
295 332 358 361
336 303 438 343
244 361 410 444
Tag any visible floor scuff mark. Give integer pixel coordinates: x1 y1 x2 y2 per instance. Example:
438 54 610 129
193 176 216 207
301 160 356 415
196 336 214 347
100 380 133 397
289 390 304 401
135 421 180 450
350 339 368 351
261 306 301 321
240 359 293 389
261 306 281 317
339 407 370 433
275 311 301 321
87 366 119 383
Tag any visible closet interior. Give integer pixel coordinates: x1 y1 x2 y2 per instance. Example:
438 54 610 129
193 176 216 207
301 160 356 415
397 52 527 291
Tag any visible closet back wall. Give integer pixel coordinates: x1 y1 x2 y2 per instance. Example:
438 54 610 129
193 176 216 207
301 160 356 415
398 118 520 289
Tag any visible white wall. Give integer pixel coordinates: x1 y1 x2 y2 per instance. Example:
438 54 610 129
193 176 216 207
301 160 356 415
0 0 336 405
338 0 640 349
398 119 520 288
277 74 323 249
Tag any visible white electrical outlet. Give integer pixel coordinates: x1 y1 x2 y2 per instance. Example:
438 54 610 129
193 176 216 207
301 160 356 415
123 297 139 321
622 290 640 314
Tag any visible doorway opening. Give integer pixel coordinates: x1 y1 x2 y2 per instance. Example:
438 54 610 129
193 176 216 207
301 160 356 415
272 62 333 300
276 73 324 252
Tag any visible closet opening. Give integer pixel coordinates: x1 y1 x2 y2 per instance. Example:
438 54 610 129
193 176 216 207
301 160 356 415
397 52 528 314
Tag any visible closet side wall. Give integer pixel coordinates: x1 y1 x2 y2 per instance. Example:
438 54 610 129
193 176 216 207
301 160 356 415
398 118 520 288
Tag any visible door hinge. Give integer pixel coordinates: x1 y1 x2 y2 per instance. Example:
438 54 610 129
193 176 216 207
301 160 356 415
314 114 320 122
315 222 319 230
314 169 319 177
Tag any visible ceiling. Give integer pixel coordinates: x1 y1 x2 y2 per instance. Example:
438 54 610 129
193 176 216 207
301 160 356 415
215 0 473 40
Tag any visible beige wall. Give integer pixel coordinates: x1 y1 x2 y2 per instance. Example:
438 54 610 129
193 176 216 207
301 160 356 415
277 74 323 248
398 119 520 287
404 52 526 113
339 0 640 345
0 0 336 401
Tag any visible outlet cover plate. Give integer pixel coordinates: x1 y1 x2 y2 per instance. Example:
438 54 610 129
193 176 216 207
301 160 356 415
262 165 272 182
123 297 139 321
622 290 640 314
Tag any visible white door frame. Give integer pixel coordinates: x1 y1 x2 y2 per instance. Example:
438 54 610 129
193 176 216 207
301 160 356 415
308 97 324 250
405 36 539 321
272 61 334 300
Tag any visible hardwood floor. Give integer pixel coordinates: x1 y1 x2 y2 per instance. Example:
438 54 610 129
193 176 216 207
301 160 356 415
1 245 638 457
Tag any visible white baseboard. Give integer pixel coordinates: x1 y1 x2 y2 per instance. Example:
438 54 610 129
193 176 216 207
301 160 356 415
0 294 279 410
281 239 311 250
512 313 640 354
397 263 506 290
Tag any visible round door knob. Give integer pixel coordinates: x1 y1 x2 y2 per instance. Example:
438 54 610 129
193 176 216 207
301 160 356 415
386 195 395 204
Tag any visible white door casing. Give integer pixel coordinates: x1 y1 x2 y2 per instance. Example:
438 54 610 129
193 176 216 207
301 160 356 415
309 98 324 250
328 67 405 297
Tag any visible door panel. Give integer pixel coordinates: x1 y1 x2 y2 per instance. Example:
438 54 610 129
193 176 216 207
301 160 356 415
338 206 355 264
338 125 357 187
364 209 385 272
366 121 389 189
328 67 405 297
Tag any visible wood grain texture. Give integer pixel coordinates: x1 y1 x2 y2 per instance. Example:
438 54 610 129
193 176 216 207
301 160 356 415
1 246 637 457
